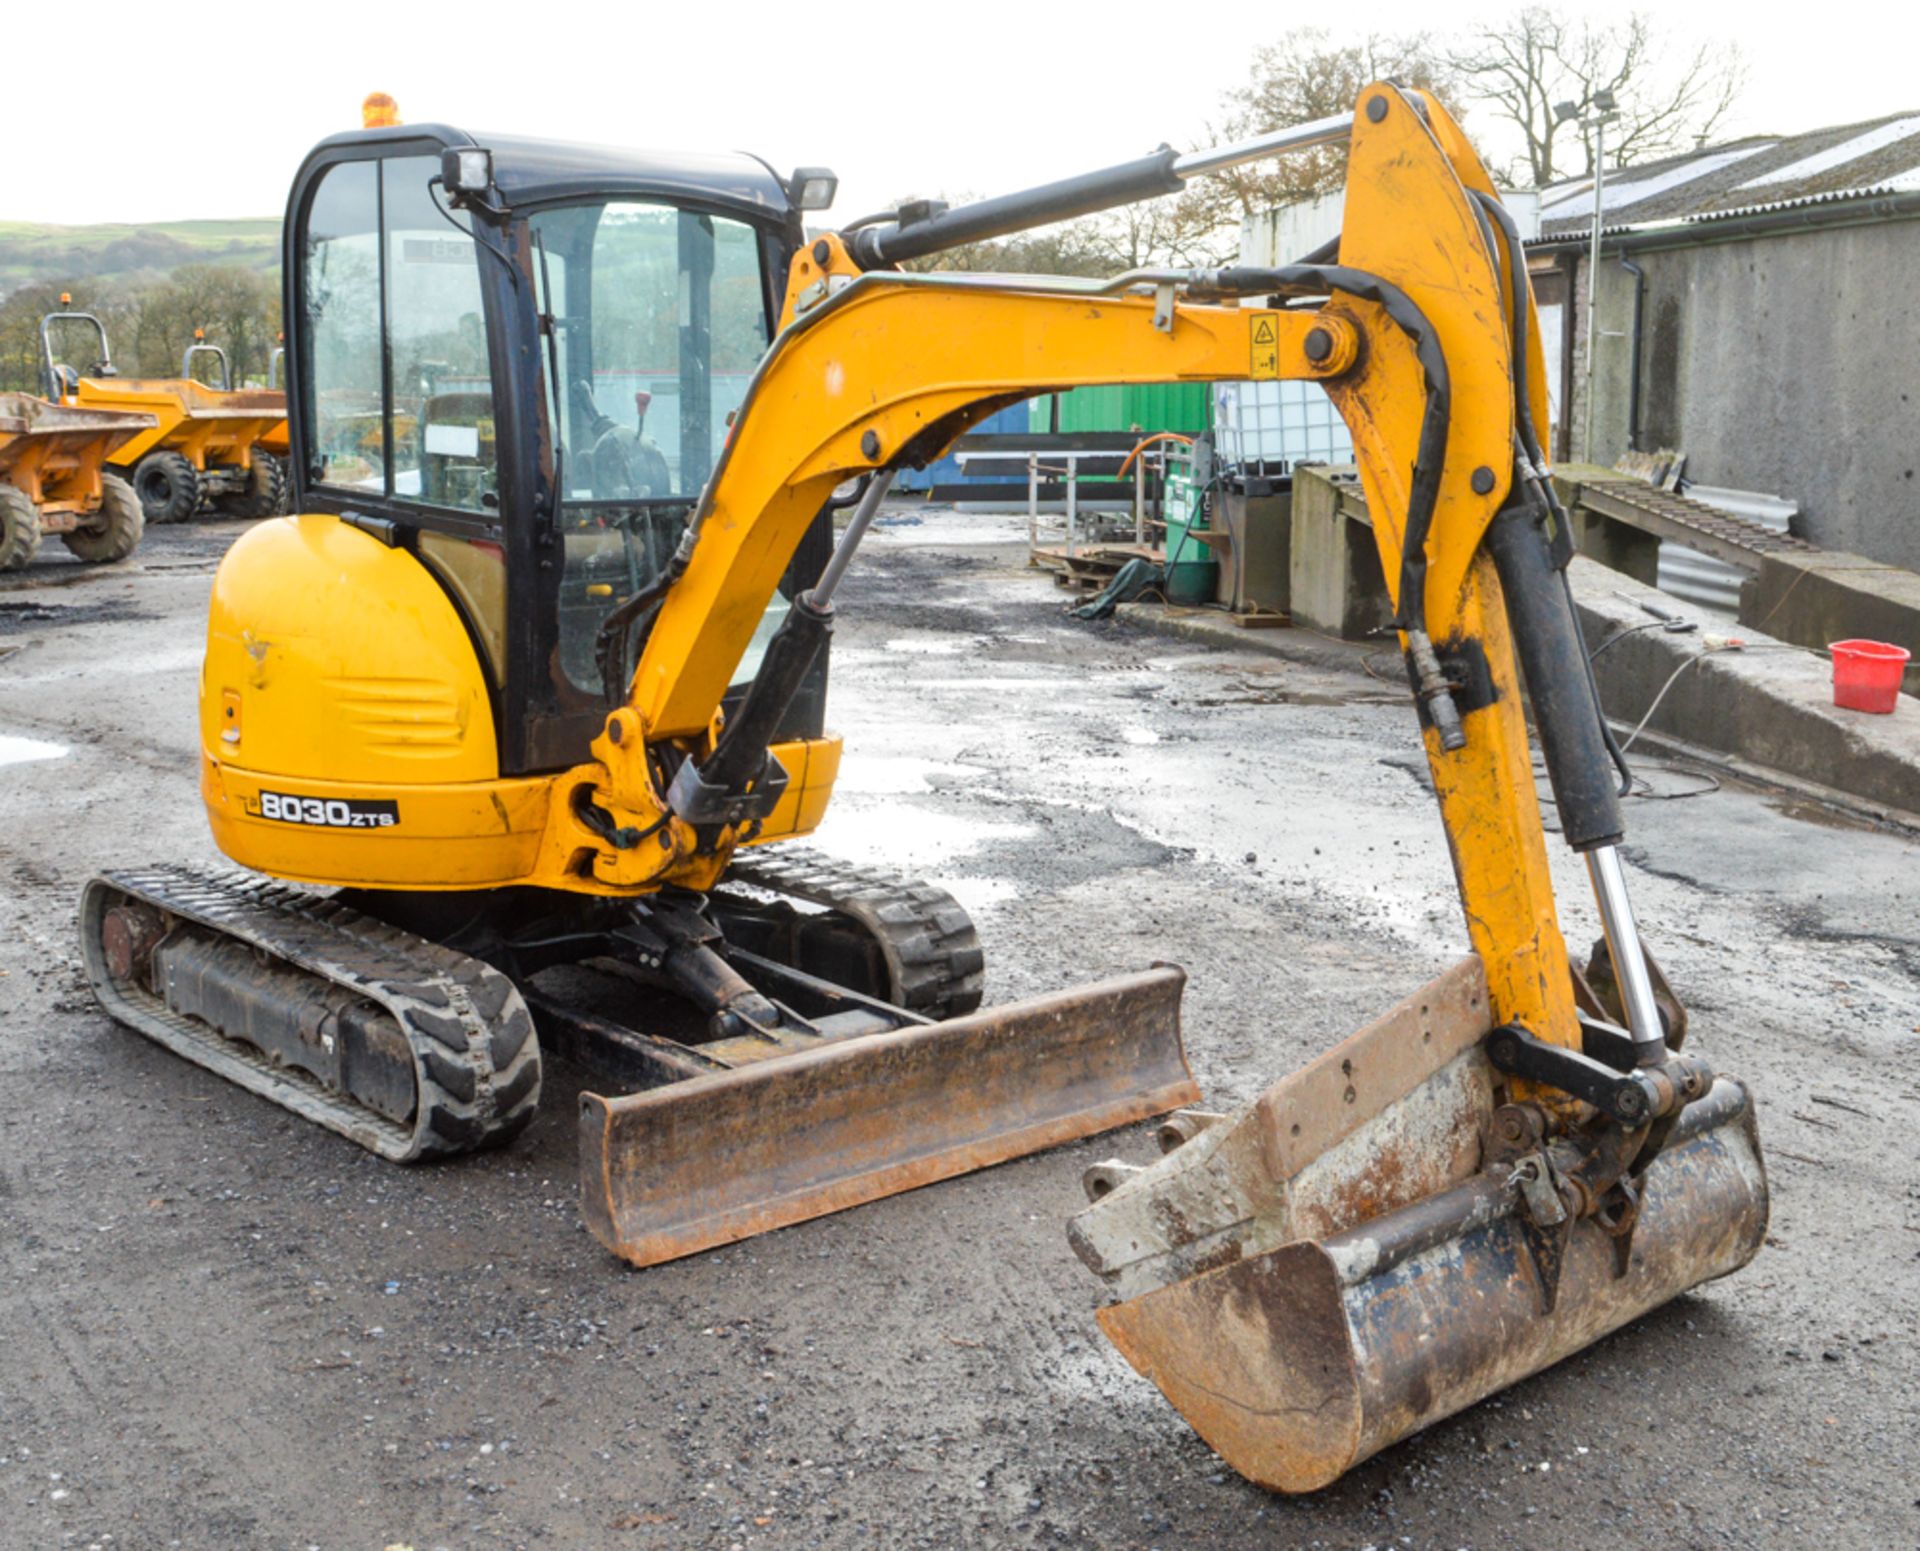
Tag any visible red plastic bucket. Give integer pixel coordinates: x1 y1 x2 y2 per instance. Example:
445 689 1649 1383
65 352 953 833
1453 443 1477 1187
1829 639 1911 714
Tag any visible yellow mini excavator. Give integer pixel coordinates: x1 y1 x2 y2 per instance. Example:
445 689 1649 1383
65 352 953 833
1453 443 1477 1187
82 85 1766 1491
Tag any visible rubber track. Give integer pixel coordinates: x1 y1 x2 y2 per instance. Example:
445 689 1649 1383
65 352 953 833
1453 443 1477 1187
80 864 540 1163
721 846 985 1019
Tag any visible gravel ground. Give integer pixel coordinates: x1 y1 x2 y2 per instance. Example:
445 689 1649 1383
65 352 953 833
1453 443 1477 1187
0 511 1916 1550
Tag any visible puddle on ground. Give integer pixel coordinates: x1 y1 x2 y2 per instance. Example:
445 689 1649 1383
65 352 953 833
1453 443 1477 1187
0 734 69 767
870 513 1028 548
1705 768 1896 834
1763 795 1894 834
1193 682 1405 708
7 644 202 684
1121 726 1161 745
874 673 1059 692
812 803 1035 871
831 755 985 796
0 601 65 626
931 875 1022 914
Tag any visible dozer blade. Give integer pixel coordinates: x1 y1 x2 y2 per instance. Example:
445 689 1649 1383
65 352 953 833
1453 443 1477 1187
581 966 1197 1267
1070 957 1768 1493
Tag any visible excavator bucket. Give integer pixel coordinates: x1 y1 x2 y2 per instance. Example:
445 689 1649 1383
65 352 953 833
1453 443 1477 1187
1069 957 1767 1492
581 967 1198 1267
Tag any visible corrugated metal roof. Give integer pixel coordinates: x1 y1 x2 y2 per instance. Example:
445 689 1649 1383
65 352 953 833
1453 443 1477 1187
1532 109 1920 242
1689 182 1914 225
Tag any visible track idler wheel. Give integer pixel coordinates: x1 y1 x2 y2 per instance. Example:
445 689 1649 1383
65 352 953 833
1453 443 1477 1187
100 902 167 982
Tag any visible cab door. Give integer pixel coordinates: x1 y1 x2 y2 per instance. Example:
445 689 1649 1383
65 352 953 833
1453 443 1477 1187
520 197 827 772
291 145 515 743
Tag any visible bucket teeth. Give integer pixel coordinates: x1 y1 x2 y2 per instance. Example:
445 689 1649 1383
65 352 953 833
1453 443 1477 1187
1072 956 1770 1492
1070 955 1495 1303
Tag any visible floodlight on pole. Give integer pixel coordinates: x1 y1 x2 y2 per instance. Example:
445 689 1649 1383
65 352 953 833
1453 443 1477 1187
1580 95 1622 460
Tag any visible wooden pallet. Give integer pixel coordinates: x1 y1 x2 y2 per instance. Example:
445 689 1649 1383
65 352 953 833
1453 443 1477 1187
1031 542 1160 593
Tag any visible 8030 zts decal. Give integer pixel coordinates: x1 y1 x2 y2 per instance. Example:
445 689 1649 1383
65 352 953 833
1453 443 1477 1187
257 791 400 828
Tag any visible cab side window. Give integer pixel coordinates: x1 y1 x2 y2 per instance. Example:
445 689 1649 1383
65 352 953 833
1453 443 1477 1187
300 153 499 515
303 161 384 490
384 156 496 512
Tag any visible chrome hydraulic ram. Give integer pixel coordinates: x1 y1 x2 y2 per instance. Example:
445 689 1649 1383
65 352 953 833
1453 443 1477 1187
1482 502 1668 1056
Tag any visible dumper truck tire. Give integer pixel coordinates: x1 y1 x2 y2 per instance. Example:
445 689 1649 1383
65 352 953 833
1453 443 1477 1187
0 487 41 570
62 475 144 564
133 451 201 524
219 453 287 520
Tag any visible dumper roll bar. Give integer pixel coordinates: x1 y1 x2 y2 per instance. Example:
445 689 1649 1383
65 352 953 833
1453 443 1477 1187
40 311 115 400
181 342 232 391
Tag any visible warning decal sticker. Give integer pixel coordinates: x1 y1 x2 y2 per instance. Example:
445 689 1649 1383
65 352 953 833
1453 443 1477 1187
1250 313 1280 379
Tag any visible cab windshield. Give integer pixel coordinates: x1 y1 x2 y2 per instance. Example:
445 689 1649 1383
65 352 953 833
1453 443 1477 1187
531 201 768 502
529 200 770 692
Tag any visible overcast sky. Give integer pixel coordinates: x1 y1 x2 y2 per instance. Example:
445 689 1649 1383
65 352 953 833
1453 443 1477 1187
8 0 1913 227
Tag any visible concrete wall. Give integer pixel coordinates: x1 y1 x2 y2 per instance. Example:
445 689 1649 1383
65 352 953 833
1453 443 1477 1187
1567 217 1920 569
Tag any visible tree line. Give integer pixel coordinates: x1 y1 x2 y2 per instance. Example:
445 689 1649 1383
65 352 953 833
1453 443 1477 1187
908 5 1745 275
0 264 280 395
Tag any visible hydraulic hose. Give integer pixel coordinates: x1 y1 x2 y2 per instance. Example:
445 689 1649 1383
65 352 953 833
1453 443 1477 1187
695 589 835 799
1471 193 1677 1067
595 476 875 708
1203 264 1461 747
594 566 677 706
685 472 895 810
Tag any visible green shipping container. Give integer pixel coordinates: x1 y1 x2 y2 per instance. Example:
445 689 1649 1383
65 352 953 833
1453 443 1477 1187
1028 382 1212 439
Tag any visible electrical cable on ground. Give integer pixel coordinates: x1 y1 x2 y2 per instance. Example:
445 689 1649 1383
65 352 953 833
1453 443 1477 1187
1621 647 1734 753
1591 617 1699 658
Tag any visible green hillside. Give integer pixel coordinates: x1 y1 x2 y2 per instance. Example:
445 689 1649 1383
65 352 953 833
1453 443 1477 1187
0 217 280 293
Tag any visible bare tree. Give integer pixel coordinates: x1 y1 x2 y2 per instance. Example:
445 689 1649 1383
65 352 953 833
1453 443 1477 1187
0 267 282 394
0 280 142 394
905 31 1455 276
1450 8 1746 186
1083 192 1239 271
1185 31 1463 230
130 264 280 383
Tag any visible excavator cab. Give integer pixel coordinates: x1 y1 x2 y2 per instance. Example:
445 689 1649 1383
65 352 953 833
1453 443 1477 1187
281 130 826 776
